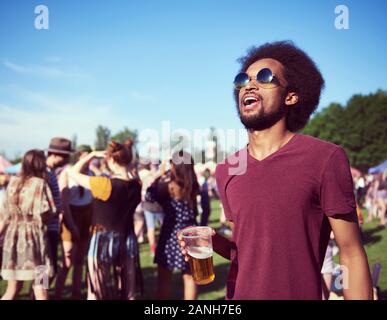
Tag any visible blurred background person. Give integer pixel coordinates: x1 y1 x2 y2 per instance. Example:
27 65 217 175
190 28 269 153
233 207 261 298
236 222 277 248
45 137 75 283
0 174 9 207
146 151 199 300
0 174 9 272
68 140 143 300
198 168 212 226
321 232 335 300
134 203 146 244
0 150 56 300
375 173 387 226
54 145 94 299
139 162 164 257
365 175 379 222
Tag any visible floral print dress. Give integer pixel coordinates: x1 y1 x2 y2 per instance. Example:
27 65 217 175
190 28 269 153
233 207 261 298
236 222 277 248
0 176 56 281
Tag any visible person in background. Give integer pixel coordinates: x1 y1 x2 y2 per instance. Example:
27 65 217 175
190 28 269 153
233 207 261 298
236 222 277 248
0 150 56 300
45 137 75 282
321 232 335 300
0 174 10 275
54 145 94 299
199 168 211 226
365 176 379 222
134 204 146 244
0 174 9 206
139 163 164 257
146 151 199 300
68 140 143 300
375 173 387 227
356 174 367 207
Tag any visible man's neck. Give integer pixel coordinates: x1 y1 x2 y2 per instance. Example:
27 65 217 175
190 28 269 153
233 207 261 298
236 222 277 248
247 121 295 161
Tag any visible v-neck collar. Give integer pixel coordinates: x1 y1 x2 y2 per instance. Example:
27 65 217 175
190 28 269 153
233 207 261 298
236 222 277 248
246 133 299 164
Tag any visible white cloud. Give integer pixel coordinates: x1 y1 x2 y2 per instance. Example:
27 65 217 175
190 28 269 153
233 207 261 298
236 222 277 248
3 60 92 80
128 90 156 103
0 93 130 157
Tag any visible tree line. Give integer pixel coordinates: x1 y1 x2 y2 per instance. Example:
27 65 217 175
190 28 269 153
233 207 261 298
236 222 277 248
3 90 385 171
302 89 387 172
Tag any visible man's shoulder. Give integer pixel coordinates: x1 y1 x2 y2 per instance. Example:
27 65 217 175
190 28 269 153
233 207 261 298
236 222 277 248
296 134 345 159
296 133 341 151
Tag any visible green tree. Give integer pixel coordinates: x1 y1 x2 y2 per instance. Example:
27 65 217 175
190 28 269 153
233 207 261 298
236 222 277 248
343 90 387 171
10 153 22 165
208 127 219 163
111 127 138 145
95 125 111 150
302 103 345 145
302 90 387 172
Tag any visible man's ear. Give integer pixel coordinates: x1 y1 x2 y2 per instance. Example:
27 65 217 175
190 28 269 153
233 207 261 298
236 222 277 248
285 91 298 106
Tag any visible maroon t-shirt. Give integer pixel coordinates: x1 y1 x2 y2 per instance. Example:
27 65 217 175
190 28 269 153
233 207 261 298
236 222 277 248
215 133 356 300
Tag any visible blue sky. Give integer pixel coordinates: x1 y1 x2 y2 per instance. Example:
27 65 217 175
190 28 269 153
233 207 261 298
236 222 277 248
0 0 386 158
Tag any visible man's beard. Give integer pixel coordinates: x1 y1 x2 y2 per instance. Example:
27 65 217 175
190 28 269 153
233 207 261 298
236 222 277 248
237 100 286 131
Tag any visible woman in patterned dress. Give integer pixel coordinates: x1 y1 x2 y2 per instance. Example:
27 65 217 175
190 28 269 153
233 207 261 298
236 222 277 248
146 151 199 299
0 150 56 300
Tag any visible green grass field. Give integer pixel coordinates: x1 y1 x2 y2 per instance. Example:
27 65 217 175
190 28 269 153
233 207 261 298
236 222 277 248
1 199 386 300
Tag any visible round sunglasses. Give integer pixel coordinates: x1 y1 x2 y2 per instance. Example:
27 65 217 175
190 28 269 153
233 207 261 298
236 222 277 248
233 68 283 90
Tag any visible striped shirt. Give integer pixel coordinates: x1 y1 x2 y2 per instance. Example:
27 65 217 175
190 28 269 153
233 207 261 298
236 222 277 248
47 169 61 232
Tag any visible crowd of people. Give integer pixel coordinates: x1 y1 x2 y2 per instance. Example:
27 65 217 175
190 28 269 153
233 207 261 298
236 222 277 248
319 171 387 300
0 137 218 300
358 173 387 227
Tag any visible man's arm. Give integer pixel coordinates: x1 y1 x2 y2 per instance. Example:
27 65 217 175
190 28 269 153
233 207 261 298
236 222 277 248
213 233 233 260
213 221 234 260
328 211 373 300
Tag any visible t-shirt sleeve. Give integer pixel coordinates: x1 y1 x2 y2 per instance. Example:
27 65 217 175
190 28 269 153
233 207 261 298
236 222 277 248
215 165 233 221
320 147 356 216
90 176 112 201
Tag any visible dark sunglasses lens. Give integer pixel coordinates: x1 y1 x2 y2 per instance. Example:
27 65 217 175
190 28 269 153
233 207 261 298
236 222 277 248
257 68 278 88
257 68 273 83
234 73 249 89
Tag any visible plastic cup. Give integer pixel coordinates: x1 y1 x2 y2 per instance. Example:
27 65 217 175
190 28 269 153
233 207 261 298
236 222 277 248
181 226 215 285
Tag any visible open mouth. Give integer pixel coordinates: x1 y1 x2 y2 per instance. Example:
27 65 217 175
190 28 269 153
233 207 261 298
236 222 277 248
242 95 260 110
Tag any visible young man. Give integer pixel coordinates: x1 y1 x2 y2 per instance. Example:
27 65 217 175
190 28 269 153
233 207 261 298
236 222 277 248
181 41 372 300
45 137 78 288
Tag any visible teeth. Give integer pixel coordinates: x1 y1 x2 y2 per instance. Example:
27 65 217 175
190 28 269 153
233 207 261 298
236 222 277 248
244 97 258 104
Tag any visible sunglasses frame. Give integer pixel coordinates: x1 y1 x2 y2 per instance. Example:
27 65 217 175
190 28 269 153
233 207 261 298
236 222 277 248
233 68 285 90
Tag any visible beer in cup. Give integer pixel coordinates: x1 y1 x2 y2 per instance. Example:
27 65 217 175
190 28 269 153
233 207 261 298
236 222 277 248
181 226 215 285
